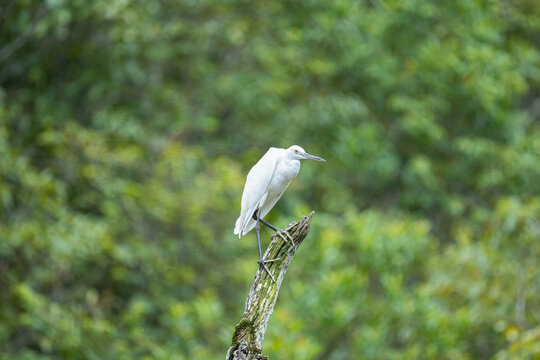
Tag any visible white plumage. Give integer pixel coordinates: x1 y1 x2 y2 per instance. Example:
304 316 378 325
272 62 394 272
234 145 325 238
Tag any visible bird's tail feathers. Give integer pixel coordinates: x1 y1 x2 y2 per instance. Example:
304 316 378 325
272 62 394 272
234 203 262 238
234 216 243 238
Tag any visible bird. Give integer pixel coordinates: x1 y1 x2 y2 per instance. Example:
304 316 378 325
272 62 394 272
234 145 325 281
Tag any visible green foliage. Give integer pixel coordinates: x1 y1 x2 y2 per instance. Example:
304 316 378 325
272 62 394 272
1 0 540 358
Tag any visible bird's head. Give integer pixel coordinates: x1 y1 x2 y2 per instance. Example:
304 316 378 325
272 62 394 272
287 145 326 162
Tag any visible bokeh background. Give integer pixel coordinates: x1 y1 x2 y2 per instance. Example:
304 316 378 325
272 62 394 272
2 0 540 359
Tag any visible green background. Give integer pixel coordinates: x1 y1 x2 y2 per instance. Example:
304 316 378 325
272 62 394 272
1 0 540 358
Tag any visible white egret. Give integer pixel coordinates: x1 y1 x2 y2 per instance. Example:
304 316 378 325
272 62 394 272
234 145 325 280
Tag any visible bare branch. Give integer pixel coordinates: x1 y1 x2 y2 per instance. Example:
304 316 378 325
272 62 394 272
226 212 315 360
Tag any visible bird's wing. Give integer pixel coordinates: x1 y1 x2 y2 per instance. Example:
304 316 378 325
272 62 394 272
239 183 291 236
258 185 290 220
234 147 283 237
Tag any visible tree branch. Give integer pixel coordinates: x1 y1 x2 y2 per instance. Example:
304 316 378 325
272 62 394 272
226 211 315 360
0 4 48 65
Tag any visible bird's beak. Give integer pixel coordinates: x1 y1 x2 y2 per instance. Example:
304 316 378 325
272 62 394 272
303 152 326 162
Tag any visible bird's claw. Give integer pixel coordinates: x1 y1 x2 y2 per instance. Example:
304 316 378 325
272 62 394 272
258 261 277 284
276 229 295 247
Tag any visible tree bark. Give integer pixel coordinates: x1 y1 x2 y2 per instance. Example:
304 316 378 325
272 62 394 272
226 212 315 360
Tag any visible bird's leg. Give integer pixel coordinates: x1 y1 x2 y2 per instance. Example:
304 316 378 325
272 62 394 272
253 212 295 247
255 214 277 284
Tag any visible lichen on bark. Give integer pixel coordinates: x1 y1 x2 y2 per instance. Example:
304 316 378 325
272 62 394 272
226 212 314 360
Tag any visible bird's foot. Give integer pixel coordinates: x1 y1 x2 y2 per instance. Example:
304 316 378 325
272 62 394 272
258 260 277 284
275 229 295 247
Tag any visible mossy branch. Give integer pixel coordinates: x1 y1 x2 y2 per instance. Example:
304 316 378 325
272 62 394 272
226 212 315 360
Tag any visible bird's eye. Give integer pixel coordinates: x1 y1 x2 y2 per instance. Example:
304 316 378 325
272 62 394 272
295 150 299 154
